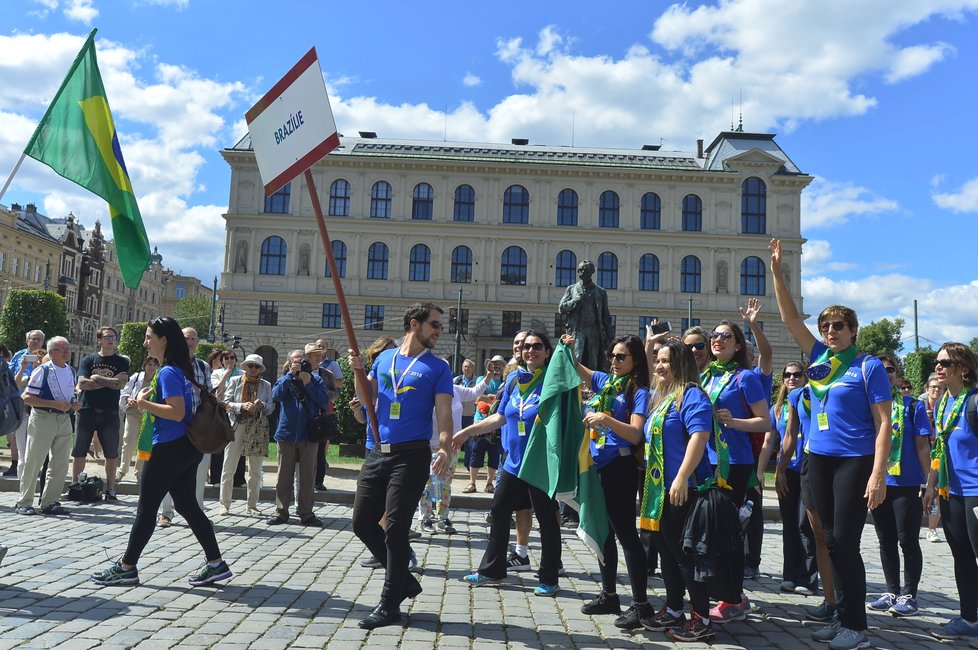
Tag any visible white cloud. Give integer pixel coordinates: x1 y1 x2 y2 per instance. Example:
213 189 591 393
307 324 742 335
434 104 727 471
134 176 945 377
801 176 899 229
462 73 481 87
886 43 952 83
536 25 564 56
802 239 832 269
29 0 58 18
933 177 978 213
64 0 98 23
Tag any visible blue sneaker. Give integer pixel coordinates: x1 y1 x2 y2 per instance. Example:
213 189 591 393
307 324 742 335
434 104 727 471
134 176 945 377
932 617 978 640
867 592 896 611
534 583 560 597
889 594 918 617
462 572 502 587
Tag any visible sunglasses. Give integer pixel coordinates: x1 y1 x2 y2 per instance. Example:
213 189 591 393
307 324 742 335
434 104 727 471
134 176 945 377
900 385 912 391
100 335 117 341
522 342 544 351
686 342 706 351
928 385 942 390
709 331 734 341
606 352 630 363
935 359 957 368
783 371 804 379
818 320 847 333
425 320 443 330
244 363 261 369
884 366 897 374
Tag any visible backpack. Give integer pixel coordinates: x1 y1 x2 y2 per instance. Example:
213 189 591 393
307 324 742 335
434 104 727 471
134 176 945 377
0 359 24 436
966 391 978 436
186 374 234 455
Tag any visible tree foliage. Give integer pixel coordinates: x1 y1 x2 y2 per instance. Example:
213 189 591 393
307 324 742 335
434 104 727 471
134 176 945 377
857 318 904 358
173 295 212 336
0 290 69 351
196 342 228 361
333 356 366 446
970 337 978 356
118 322 148 369
903 347 937 396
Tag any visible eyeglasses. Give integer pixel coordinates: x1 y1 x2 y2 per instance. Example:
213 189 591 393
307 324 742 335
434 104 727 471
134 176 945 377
783 371 804 379
606 352 631 363
244 364 261 370
927 385 941 390
884 366 897 374
686 342 706 351
100 335 117 341
935 359 957 368
50 347 69 353
709 331 734 341
522 342 544 351
426 320 443 330
818 320 847 333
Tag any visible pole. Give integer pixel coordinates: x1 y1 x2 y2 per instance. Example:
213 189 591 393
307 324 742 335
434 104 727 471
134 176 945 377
304 169 380 445
207 275 218 343
688 295 693 328
913 299 919 352
0 152 27 205
453 285 463 375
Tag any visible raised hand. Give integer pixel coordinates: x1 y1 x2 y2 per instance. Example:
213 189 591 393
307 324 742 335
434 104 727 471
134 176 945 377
739 297 762 324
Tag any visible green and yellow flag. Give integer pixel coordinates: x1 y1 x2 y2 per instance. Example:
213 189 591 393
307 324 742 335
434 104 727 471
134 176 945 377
24 28 151 289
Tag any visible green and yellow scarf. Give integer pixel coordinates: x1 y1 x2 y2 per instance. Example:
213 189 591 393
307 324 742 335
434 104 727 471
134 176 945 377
136 373 158 461
931 389 972 498
587 372 632 448
702 360 735 488
640 394 675 531
887 389 906 476
807 345 858 401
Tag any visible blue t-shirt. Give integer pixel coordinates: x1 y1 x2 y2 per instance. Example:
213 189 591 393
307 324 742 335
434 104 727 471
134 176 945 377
646 386 714 488
370 348 453 445
153 365 193 445
590 371 650 470
940 390 978 496
751 366 774 404
704 368 766 465
787 386 812 469
498 373 542 476
807 342 891 457
888 395 931 487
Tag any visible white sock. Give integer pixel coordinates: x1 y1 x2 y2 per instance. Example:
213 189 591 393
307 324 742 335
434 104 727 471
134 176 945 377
515 544 528 558
667 607 682 618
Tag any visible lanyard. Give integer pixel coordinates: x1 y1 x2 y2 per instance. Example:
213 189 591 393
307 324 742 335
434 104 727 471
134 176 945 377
390 349 427 403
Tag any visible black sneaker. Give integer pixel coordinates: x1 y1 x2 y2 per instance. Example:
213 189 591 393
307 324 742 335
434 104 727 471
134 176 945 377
420 519 436 534
506 551 531 572
581 591 622 615
615 602 654 629
668 616 715 642
2 465 17 477
314 483 327 492
188 560 233 586
437 519 457 535
92 561 139 586
643 605 686 630
535 561 566 578
104 490 118 502
41 502 70 515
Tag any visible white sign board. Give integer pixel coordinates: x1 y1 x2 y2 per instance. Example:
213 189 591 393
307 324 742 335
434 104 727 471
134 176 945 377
246 47 339 196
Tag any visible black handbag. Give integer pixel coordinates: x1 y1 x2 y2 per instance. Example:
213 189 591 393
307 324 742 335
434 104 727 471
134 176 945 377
306 410 338 443
187 376 235 454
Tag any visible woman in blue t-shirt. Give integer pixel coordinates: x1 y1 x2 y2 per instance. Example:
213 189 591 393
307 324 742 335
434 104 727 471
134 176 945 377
92 317 231 588
924 343 978 642
563 333 651 629
455 330 562 596
771 239 892 649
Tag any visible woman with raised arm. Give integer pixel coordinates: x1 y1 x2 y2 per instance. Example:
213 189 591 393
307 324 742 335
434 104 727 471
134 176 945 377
769 238 891 650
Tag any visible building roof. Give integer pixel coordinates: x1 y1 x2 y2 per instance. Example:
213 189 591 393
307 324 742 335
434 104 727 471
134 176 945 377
703 131 802 174
3 203 62 246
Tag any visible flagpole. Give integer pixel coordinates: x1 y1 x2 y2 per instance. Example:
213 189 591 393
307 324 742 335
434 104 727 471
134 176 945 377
0 153 26 204
303 168 380 445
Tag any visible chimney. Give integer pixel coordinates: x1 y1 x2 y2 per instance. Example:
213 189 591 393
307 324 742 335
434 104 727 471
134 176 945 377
26 202 37 214
10 202 21 212
358 131 377 138
511 138 529 146
696 139 704 159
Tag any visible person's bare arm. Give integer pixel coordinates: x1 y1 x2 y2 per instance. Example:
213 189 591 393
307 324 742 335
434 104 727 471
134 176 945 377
769 238 816 355
865 400 893 509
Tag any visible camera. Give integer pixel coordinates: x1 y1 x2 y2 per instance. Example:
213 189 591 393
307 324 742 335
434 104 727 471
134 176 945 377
299 359 313 374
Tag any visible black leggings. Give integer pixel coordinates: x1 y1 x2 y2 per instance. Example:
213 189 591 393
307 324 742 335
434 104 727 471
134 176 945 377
778 468 818 590
123 435 221 566
940 494 978 622
807 453 874 631
598 454 647 602
651 494 710 617
712 463 753 602
872 485 923 596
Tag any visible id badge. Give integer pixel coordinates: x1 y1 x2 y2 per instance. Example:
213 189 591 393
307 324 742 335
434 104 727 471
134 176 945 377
517 421 527 436
817 412 829 431
389 402 401 420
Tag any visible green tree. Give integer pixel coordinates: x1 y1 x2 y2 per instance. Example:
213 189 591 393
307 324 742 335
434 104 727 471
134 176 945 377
903 347 937 395
969 337 978 356
857 318 904 358
173 295 212 336
333 357 366 446
196 342 228 361
0 290 69 351
118 322 148 369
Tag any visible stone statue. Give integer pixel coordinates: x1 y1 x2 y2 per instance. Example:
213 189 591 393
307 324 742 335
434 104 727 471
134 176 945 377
717 260 728 293
558 260 614 372
298 243 310 276
235 241 248 273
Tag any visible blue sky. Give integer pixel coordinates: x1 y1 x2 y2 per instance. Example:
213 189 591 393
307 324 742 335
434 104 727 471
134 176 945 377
2 0 978 350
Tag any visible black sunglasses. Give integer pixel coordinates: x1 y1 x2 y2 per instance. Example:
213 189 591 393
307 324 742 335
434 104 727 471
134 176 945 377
606 352 630 363
522 342 544 351
783 371 804 379
818 320 847 333
686 342 706 351
710 331 734 341
884 366 897 374
935 359 957 368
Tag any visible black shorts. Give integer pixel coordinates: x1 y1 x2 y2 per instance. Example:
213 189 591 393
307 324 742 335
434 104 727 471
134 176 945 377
72 409 121 459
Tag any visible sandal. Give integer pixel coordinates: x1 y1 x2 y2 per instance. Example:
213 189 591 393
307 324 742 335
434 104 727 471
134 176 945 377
485 482 495 494
462 483 477 494
157 515 172 528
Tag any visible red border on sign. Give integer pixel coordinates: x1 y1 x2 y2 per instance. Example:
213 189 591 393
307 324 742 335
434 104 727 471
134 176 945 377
246 46 318 124
263 131 340 196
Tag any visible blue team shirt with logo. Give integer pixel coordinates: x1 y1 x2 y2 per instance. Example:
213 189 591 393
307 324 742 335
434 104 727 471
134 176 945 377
647 386 714 488
786 386 812 471
370 349 453 445
941 390 978 496
497 373 542 477
590 371 650 470
705 368 767 465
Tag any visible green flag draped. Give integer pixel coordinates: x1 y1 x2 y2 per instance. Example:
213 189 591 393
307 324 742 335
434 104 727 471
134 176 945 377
517 341 610 561
24 28 151 289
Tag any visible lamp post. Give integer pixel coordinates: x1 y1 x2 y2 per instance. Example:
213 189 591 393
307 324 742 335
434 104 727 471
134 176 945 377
453 285 463 375
44 255 51 291
207 275 218 343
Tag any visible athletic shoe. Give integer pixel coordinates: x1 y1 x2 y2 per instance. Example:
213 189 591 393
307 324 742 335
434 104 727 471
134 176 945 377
812 619 842 643
926 529 942 543
794 584 817 596
744 566 760 579
2 465 17 477
827 627 870 650
420 519 436 534
615 602 654 630
534 560 566 578
807 600 837 622
643 605 686 631
868 592 896 611
534 583 560 597
40 502 69 515
408 530 421 540
408 549 422 575
462 572 502 587
0 545 7 567
360 556 382 569
667 616 715 642
889 594 918 617
709 594 748 624
507 551 531 572
188 560 233 586
780 581 796 593
301 516 323 527
15 505 35 515
92 561 139 586
931 617 978 640
437 519 457 535
314 483 327 492
103 490 118 502
580 591 621 615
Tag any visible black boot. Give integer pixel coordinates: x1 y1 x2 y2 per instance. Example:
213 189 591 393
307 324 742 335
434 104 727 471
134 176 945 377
359 603 401 630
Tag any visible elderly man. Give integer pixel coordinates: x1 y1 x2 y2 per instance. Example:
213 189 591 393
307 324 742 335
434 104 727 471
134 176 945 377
6 329 45 476
306 342 338 492
15 336 80 515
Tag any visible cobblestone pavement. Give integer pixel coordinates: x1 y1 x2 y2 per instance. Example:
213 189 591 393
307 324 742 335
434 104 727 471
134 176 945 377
0 487 969 650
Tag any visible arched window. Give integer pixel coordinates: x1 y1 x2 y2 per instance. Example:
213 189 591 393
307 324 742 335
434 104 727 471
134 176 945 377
412 182 434 220
680 255 701 293
367 242 389 280
451 245 473 283
555 250 577 287
557 189 578 226
597 252 618 289
682 194 702 232
638 253 660 291
503 185 529 224
741 177 766 234
324 240 347 278
500 246 527 285
740 256 766 296
598 191 620 228
454 184 475 222
370 181 392 218
254 345 278 384
409 244 431 281
641 192 661 230
264 182 290 214
328 179 350 216
259 236 287 275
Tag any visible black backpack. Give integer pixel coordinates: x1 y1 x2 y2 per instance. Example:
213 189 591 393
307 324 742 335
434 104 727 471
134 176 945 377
0 359 24 437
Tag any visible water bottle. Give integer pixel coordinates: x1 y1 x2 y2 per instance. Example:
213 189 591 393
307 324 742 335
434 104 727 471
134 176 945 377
583 404 608 448
79 471 87 484
429 457 444 507
738 500 753 530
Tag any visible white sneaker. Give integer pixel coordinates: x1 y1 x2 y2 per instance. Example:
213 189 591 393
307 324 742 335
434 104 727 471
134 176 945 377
927 529 941 543
217 505 230 516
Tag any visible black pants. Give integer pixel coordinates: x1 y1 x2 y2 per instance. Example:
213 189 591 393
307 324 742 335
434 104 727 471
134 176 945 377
872 485 923 596
352 446 430 610
478 469 562 584
712 463 752 602
123 435 221 566
808 452 874 631
651 494 710 617
745 486 763 570
940 494 978 622
209 450 223 485
315 440 327 486
779 468 818 590
598 455 647 602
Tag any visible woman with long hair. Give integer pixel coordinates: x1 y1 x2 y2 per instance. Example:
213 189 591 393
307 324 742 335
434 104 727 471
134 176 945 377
565 333 652 629
92 317 231 587
682 325 713 373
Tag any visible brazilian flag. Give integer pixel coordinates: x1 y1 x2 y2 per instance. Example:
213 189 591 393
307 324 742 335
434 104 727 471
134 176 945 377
25 28 151 289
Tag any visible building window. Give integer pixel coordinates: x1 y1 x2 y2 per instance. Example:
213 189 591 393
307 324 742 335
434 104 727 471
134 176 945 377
175 282 186 299
500 245 527 285
680 255 702 293
259 236 287 275
329 179 351 216
451 245 473 283
554 312 566 337
367 242 389 280
742 177 766 234
0 251 5 271
554 249 577 287
258 300 278 326
454 184 475 222
503 185 529 224
682 194 702 232
412 182 434 220
502 310 522 337
370 181 392 218
597 252 618 290
557 188 578 226
639 315 657 338
598 190 620 228
264 182 291 214
641 192 661 230
740 256 766 296
743 320 763 344
365 305 385 331
409 244 431 281
638 253 660 291
324 240 347 278
681 317 701 332
322 303 341 329
449 307 469 334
